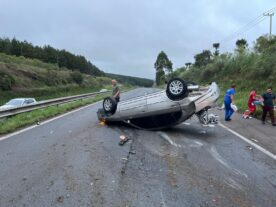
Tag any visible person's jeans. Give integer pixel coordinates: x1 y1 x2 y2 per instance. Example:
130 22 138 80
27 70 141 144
224 101 234 120
262 106 275 124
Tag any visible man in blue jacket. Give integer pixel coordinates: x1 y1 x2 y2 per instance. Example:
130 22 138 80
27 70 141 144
224 84 236 121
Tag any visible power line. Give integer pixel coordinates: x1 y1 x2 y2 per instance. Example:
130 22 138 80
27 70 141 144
220 6 276 44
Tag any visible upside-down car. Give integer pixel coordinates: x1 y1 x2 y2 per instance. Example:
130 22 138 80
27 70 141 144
97 78 220 129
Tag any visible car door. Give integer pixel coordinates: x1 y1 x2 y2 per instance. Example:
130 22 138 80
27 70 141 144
146 91 181 116
118 95 147 119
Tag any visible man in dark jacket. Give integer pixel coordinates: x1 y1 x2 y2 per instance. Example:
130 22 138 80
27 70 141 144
262 87 276 126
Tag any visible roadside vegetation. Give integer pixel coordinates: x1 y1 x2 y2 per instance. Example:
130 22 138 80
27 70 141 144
169 35 276 117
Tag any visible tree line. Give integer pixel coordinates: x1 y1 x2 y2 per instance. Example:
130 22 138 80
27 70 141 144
153 35 276 85
106 73 153 87
0 37 104 76
175 34 276 88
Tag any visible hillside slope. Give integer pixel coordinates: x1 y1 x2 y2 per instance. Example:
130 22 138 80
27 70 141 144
0 53 111 104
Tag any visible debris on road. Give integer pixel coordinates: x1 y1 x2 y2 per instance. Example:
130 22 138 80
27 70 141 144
129 150 136 155
56 196 64 203
119 135 130 146
251 138 259 143
36 122 40 125
121 157 128 161
246 146 253 150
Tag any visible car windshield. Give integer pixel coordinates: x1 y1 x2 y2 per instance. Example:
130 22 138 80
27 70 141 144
6 99 24 106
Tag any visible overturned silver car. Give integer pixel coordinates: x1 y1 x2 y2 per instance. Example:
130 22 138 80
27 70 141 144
97 78 220 129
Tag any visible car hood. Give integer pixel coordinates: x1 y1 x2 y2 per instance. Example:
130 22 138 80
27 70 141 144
0 105 16 111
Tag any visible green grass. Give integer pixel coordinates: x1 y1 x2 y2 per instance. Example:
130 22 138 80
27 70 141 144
0 95 104 135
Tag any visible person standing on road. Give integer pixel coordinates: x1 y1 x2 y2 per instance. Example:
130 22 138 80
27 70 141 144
224 84 236 121
112 79 120 102
261 87 276 126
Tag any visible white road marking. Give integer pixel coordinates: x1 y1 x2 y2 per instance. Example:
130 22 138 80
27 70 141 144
210 146 248 178
0 101 100 141
189 140 203 148
160 191 167 207
219 123 276 161
182 122 191 125
157 132 181 148
224 177 243 190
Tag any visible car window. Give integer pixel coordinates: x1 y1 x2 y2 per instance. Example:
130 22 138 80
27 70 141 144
6 99 24 106
24 99 34 105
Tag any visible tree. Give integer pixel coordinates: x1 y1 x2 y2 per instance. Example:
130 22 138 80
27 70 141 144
254 35 276 53
185 62 192 68
154 51 173 85
235 39 248 54
10 38 21 56
213 43 220 56
194 50 212 67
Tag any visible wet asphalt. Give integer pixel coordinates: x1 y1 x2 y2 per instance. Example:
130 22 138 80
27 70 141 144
0 88 275 207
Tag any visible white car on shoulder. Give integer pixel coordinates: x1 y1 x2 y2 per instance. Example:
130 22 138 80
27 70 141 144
0 98 37 111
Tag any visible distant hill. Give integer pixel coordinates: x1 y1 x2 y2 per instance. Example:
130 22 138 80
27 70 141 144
0 37 104 76
106 73 154 87
0 53 111 104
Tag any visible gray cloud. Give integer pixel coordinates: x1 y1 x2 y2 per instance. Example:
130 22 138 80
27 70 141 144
0 0 275 79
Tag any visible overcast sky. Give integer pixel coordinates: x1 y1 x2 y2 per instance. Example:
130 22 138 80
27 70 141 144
0 0 275 79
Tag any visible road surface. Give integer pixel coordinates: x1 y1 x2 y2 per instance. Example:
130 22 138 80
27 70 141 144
0 88 275 207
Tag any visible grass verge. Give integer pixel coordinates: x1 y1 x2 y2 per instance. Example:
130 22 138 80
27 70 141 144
0 95 105 135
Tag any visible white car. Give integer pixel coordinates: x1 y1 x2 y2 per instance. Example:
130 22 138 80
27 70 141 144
0 98 37 111
97 78 220 129
99 89 108 92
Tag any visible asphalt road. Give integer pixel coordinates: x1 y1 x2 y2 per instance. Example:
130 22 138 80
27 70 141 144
0 88 275 207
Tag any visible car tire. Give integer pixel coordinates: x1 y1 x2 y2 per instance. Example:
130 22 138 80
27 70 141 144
166 78 188 100
103 97 117 114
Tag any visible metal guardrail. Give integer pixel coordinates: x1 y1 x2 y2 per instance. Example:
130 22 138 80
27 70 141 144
0 90 111 119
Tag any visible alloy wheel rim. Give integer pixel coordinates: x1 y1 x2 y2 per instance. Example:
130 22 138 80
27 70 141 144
169 80 183 95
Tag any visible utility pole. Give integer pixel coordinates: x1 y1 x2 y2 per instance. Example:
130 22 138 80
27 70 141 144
263 12 274 39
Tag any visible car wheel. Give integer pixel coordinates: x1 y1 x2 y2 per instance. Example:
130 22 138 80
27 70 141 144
103 97 117 114
166 78 188 100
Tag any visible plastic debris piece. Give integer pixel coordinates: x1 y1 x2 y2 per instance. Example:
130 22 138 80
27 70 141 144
121 158 128 161
246 146 253 150
120 135 126 140
130 150 136 155
36 122 40 125
119 136 130 146
251 138 258 143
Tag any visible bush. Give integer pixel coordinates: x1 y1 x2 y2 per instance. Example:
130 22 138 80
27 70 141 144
0 73 15 90
70 71 83 85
